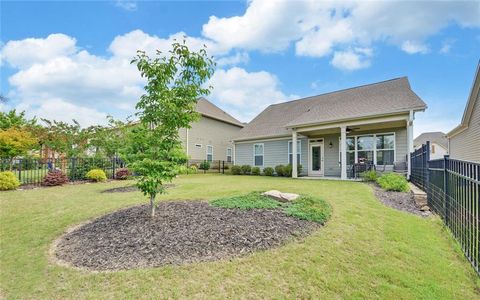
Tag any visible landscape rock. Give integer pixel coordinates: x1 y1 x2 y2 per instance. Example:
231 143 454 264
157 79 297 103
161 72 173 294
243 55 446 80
262 190 300 202
420 205 430 211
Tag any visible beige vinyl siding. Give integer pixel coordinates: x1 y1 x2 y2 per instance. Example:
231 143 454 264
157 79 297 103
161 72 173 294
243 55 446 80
449 93 480 162
235 138 308 175
180 116 242 161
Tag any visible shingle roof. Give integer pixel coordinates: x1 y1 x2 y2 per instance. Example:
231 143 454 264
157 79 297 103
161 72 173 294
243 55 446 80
234 77 426 141
414 132 448 149
196 98 244 127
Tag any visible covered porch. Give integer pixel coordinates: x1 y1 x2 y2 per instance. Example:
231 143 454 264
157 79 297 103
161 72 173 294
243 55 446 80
290 113 414 180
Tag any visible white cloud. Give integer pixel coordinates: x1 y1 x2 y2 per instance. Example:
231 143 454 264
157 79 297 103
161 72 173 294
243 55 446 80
439 39 455 54
215 52 249 67
115 1 137 11
401 41 429 54
330 48 372 71
208 67 297 121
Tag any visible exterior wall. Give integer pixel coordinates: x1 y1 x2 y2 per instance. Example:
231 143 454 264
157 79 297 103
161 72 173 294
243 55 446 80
235 138 309 175
235 126 407 177
180 116 242 161
449 93 480 162
429 143 448 160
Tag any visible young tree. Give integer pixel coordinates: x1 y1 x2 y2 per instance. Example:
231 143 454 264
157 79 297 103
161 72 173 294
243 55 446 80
0 110 37 130
0 128 38 168
40 119 93 158
131 41 215 217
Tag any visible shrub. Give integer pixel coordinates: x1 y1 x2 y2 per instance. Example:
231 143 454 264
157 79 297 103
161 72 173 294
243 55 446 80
42 170 68 186
376 173 409 192
284 195 332 224
360 170 378 182
188 165 198 174
231 165 242 175
241 165 251 175
284 164 303 177
275 165 285 176
199 161 210 170
251 166 261 175
86 169 107 182
263 167 274 176
0 171 20 190
115 168 131 180
211 192 281 210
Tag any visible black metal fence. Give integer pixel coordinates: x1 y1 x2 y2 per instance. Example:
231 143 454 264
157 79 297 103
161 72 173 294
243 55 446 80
0 157 125 186
410 143 429 190
187 159 234 174
411 142 479 276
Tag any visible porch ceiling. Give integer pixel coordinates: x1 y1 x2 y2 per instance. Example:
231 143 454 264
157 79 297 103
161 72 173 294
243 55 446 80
298 119 407 137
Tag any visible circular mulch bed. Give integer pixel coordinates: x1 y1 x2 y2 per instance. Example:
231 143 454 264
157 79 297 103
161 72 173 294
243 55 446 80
54 201 319 271
101 183 174 193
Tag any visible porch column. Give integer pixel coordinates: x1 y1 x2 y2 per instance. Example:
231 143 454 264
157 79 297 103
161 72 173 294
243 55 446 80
292 130 298 178
340 126 347 180
407 110 414 179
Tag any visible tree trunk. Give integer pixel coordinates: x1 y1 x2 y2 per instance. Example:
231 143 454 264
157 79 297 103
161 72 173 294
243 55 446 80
150 194 156 218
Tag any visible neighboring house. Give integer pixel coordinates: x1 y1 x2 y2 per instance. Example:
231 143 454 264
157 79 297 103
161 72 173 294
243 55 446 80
233 77 427 179
179 98 244 162
447 62 480 163
414 132 448 160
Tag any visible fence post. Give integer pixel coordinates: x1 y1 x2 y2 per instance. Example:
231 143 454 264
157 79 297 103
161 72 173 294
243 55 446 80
443 155 450 225
425 141 430 192
218 160 221 173
204 160 206 174
112 157 116 179
18 159 22 182
222 160 225 174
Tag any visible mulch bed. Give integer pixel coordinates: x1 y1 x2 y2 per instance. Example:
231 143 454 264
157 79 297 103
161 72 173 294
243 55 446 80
54 201 319 271
372 184 430 217
101 183 175 193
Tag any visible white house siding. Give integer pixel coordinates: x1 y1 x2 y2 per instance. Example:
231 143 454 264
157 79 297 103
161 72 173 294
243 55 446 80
449 92 480 162
429 143 448 160
235 138 308 175
180 116 242 161
235 127 407 177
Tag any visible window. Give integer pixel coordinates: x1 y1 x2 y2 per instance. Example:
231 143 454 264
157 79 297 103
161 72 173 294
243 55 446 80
357 135 374 164
431 144 436 154
376 134 394 165
339 133 395 165
254 144 264 166
206 145 213 162
288 140 301 164
226 148 232 163
195 144 202 148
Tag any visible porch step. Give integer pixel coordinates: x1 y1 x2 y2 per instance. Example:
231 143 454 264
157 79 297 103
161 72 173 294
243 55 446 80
408 183 428 209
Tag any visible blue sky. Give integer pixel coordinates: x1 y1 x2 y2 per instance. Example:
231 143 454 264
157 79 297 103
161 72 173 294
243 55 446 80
1 0 479 137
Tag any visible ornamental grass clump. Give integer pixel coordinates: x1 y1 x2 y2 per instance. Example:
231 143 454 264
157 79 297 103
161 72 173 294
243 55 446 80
86 169 107 182
0 171 20 190
42 170 69 186
376 173 409 192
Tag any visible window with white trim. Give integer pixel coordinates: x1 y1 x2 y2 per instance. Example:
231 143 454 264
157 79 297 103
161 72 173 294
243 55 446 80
288 140 301 165
376 134 395 165
339 133 395 165
226 148 232 163
254 144 264 166
206 145 213 162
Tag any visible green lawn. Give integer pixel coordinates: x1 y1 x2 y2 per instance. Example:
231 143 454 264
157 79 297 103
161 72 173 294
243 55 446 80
1 174 478 299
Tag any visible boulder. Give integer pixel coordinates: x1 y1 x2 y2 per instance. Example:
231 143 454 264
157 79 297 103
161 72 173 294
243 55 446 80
262 190 299 202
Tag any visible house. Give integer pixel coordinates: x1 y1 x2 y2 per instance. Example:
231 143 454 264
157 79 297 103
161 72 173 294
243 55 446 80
414 132 448 160
447 62 480 163
233 77 427 179
179 98 244 163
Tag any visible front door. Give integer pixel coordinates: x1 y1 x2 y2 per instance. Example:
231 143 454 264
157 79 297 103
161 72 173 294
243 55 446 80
309 140 324 176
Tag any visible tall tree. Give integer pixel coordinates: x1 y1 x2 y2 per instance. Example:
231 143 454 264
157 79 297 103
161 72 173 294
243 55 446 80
0 110 37 130
0 128 38 168
131 40 215 217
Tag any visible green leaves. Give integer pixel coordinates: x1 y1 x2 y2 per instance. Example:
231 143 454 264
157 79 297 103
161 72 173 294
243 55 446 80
129 40 215 215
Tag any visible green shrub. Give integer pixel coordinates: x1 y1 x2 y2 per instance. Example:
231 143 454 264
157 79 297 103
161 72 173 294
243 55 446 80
275 165 285 176
284 195 331 224
211 192 281 210
360 170 378 182
0 171 20 190
42 170 69 186
199 161 210 170
188 165 198 174
231 165 242 175
86 169 107 182
241 165 251 175
376 173 409 192
251 166 261 175
263 167 274 176
282 164 303 177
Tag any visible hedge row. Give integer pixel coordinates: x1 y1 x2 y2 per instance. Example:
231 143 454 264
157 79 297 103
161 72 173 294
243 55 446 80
230 164 302 177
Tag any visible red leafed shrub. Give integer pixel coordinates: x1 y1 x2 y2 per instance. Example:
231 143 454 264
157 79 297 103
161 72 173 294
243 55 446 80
115 168 131 180
42 170 69 186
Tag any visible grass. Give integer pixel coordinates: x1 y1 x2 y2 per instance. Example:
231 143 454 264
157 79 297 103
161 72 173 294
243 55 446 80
211 192 331 224
210 191 281 210
0 174 478 299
